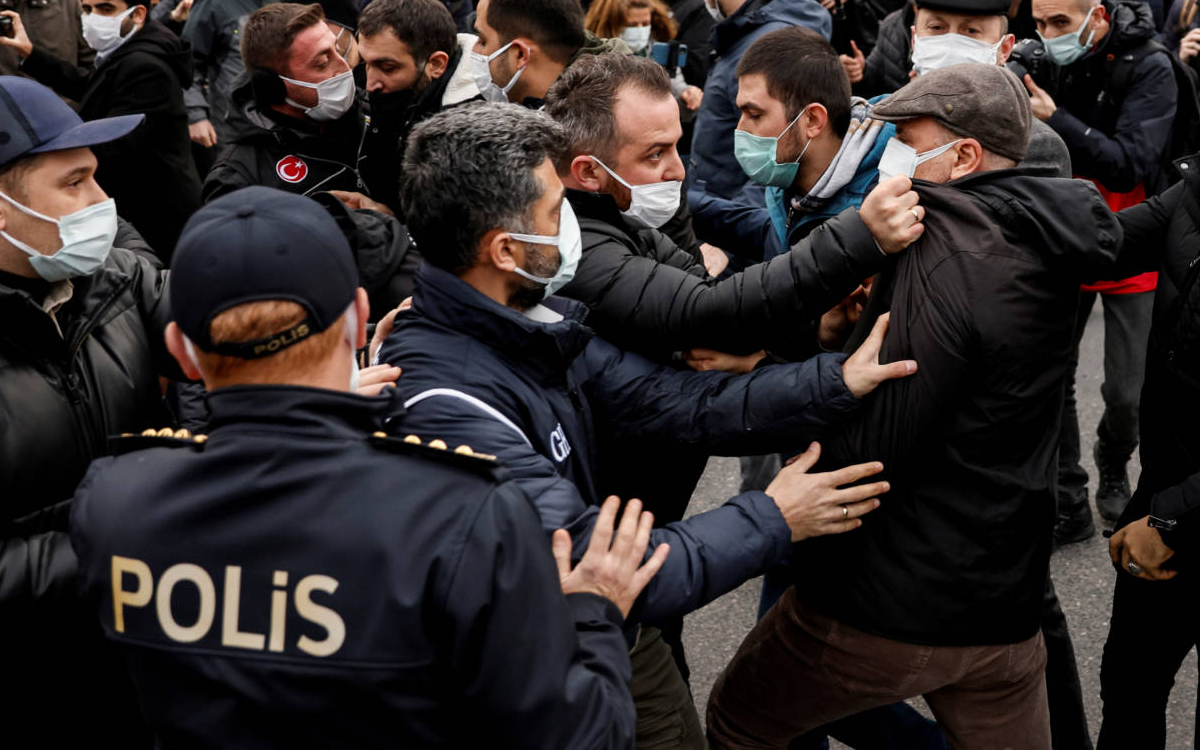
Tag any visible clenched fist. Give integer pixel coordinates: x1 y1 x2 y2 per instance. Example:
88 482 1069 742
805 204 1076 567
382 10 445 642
859 174 924 254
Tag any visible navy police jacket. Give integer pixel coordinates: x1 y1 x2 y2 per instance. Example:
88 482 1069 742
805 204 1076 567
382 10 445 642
378 263 863 625
69 386 637 750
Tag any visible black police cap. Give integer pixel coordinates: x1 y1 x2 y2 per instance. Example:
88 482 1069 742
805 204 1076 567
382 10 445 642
915 0 1013 16
170 186 359 359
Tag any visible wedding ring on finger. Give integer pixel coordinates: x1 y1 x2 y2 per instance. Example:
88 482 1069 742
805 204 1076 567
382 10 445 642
841 505 849 520
909 209 921 224
1127 560 1144 576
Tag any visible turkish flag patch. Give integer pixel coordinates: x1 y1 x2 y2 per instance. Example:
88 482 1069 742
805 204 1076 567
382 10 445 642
276 155 309 183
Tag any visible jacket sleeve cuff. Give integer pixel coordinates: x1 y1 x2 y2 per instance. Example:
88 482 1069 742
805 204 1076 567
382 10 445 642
1045 109 1091 150
839 207 891 268
733 490 794 561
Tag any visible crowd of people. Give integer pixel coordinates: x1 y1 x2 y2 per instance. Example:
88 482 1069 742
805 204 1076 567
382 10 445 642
1 0 1198 747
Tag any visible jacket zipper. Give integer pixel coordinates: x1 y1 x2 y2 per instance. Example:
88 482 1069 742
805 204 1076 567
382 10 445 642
64 276 135 457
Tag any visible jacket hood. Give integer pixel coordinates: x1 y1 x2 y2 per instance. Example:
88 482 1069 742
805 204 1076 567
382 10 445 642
1102 0 1158 51
107 19 194 88
940 169 1123 278
442 33 481 107
713 0 831 53
567 30 633 67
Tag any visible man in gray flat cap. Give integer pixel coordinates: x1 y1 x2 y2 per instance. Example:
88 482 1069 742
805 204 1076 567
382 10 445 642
706 63 1124 750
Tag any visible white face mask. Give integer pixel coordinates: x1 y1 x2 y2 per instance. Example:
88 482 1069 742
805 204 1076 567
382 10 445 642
82 6 138 55
470 41 525 103
621 25 652 53
279 69 356 122
509 199 583 298
589 156 682 228
877 137 963 181
705 0 726 22
910 33 1003 75
0 190 117 282
344 303 360 392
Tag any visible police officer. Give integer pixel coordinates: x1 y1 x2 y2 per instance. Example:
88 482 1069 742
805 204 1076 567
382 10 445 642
68 186 667 750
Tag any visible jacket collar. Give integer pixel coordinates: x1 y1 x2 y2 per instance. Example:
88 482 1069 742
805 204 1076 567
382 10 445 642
0 251 134 356
205 384 401 439
567 188 636 232
412 262 594 380
442 35 480 107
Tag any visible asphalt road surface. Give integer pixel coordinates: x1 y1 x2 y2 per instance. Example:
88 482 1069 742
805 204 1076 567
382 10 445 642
682 302 1198 748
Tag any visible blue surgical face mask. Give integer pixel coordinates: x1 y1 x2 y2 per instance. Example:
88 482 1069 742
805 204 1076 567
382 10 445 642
734 107 810 188
0 190 117 282
1037 5 1098 66
508 199 582 298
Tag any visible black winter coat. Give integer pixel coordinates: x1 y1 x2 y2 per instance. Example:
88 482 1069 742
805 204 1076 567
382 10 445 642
858 5 912 98
796 170 1123 646
1111 154 1200 562
1037 1 1177 195
379 263 864 626
310 192 421 322
563 189 889 360
667 0 716 87
203 75 378 203
1 241 176 747
22 20 203 261
70 386 638 750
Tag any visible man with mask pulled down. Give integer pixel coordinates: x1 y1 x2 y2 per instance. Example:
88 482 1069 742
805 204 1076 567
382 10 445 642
0 0 202 262
706 64 1124 750
357 0 482 215
202 2 381 203
0 75 178 747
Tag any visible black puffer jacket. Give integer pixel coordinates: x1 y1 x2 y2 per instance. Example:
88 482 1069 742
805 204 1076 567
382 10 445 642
858 5 912 98
1111 154 1200 562
1 241 176 747
21 20 203 260
562 189 888 360
310 193 421 322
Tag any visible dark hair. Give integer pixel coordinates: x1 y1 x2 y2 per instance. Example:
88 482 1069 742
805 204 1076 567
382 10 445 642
486 0 586 65
400 103 568 275
358 0 457 63
736 26 852 137
544 53 673 169
242 3 327 74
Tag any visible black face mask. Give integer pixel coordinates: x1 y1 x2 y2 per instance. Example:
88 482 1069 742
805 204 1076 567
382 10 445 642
366 63 432 117
367 86 418 118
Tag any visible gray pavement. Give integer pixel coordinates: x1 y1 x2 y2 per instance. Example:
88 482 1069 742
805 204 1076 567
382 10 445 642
681 302 1198 748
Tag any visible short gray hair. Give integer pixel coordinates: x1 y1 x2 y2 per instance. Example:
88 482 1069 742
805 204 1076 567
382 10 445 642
400 103 568 274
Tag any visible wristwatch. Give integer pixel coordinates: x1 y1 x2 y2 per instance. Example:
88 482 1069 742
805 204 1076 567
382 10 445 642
1149 515 1180 549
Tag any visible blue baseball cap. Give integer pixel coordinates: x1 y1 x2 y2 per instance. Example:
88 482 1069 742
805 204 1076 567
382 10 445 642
170 186 360 359
0 76 144 168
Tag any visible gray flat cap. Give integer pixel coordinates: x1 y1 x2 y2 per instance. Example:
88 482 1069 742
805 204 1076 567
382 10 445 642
872 63 1032 162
